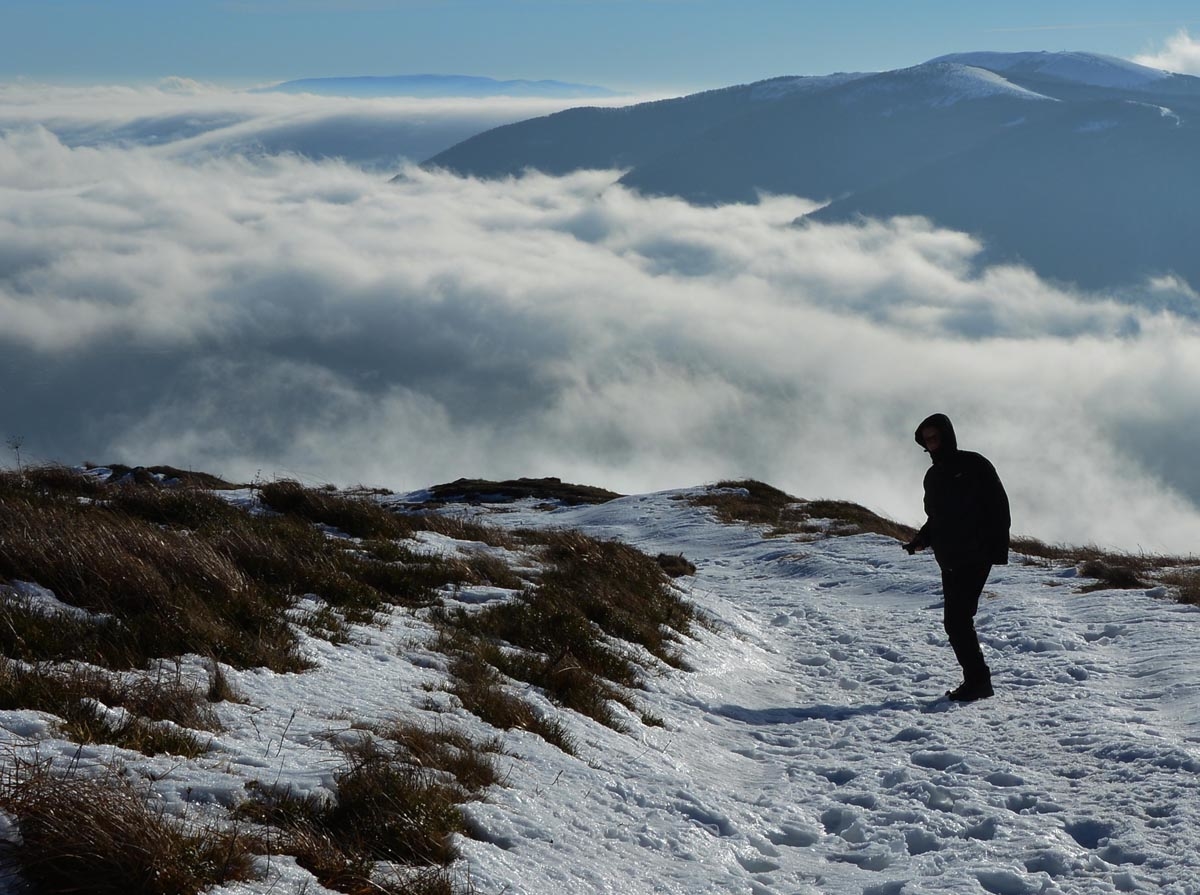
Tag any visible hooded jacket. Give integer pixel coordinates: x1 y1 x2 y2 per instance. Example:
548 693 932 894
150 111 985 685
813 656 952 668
913 413 1010 569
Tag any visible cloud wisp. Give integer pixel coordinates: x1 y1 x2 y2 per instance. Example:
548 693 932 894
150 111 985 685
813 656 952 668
3 90 1200 552
1134 28 1200 74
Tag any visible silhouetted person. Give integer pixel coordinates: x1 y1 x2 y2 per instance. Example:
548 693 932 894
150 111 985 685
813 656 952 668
903 413 1010 702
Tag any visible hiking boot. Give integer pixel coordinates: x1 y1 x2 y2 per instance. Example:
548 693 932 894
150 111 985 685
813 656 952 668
946 679 994 702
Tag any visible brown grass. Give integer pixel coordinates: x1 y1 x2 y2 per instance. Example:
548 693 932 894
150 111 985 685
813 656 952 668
401 513 518 550
236 731 491 894
0 659 216 757
690 481 917 541
656 553 697 578
690 480 798 528
206 658 247 704
802 499 918 541
371 719 505 794
0 475 501 670
95 463 243 490
425 477 622 506
432 529 695 740
3 464 105 499
0 490 306 671
442 650 577 754
0 760 260 895
1010 536 1192 595
326 746 466 866
258 478 414 540
1076 559 1152 593
0 469 547 895
1159 567 1200 605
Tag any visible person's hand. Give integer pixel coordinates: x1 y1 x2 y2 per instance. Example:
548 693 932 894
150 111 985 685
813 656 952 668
902 540 919 555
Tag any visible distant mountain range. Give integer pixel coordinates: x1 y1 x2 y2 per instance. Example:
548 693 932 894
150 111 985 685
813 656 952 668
422 52 1200 293
260 74 618 99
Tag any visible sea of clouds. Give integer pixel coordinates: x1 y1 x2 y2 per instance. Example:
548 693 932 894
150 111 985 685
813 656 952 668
4 80 1200 552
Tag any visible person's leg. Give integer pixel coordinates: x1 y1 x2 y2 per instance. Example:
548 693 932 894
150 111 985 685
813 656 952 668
942 564 992 689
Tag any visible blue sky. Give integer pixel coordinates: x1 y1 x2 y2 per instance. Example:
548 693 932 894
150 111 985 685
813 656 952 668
4 0 1199 91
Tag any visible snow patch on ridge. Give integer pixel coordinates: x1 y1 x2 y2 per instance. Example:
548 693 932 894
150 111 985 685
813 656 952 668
927 64 1057 107
931 51 1174 90
749 72 871 101
844 62 1056 110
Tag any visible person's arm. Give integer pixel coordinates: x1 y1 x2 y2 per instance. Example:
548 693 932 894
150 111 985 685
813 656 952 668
903 474 934 554
903 521 930 554
980 457 1010 564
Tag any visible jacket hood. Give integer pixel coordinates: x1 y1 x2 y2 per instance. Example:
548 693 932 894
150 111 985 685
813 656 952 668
914 413 958 453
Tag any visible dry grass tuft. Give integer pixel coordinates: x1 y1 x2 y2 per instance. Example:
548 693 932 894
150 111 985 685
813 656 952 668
237 731 492 894
442 651 577 754
97 463 243 490
689 480 798 529
425 477 622 507
1010 537 1115 565
325 746 466 866
0 659 216 757
802 499 918 542
0 475 493 669
0 761 260 895
1011 536 1196 596
1 464 104 499
258 479 413 540
398 513 518 550
0 486 303 671
1076 559 1152 593
372 719 506 794
206 658 247 704
656 553 697 578
273 827 459 895
1159 568 1200 605
690 481 916 542
433 529 695 742
530 529 695 663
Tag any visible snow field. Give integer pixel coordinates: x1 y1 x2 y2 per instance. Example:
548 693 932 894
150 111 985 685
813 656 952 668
455 492 1200 894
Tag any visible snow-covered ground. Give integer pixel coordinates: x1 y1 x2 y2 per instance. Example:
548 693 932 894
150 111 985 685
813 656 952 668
4 486 1200 894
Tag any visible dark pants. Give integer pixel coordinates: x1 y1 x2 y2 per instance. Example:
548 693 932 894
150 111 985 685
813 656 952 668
941 563 992 685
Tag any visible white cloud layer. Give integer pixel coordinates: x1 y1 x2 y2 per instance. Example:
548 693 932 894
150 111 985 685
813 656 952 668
4 88 1200 553
0 81 652 170
1134 29 1200 74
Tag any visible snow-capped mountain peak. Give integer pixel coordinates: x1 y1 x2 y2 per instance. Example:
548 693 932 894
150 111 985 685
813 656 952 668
928 50 1174 90
842 61 1056 108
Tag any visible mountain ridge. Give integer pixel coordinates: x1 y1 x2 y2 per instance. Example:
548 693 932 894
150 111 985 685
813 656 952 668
421 51 1200 292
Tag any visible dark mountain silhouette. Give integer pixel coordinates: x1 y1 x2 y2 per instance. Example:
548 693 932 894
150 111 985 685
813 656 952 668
421 73 869 180
809 97 1200 291
421 53 1200 292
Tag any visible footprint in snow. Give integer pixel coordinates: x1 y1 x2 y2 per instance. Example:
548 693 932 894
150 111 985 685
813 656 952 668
818 767 858 785
764 824 820 848
1083 623 1128 642
985 771 1026 787
910 748 967 771
976 868 1037 895
905 827 942 855
1063 817 1114 849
